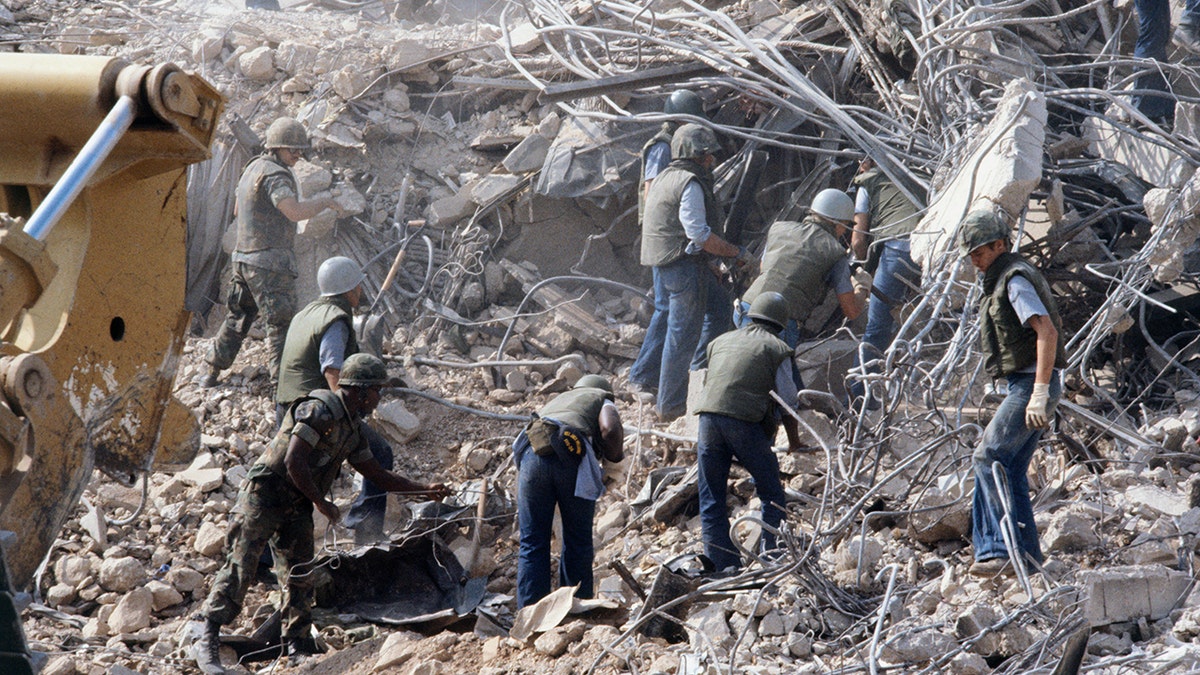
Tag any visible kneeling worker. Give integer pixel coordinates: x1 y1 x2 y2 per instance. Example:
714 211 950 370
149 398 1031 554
694 292 803 571
193 354 450 675
514 375 625 608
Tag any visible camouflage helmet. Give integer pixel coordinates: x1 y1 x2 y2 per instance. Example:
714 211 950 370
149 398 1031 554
957 208 1009 256
747 291 788 330
339 353 388 388
664 90 704 118
575 374 613 395
264 117 310 150
671 123 720 160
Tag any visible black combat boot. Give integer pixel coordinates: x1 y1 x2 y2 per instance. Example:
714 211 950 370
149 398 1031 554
192 619 226 675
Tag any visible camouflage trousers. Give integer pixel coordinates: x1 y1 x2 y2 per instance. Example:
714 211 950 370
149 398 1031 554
199 472 317 640
208 261 297 381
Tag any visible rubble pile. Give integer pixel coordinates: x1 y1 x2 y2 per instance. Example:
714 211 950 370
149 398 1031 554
11 0 1200 673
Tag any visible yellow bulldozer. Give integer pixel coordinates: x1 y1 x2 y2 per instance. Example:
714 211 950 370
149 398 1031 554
0 54 223 672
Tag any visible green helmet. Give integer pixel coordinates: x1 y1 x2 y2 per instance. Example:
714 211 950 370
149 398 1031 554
747 291 788 330
339 353 387 388
671 123 720 160
575 374 613 395
664 90 704 118
264 117 310 150
957 208 1009 256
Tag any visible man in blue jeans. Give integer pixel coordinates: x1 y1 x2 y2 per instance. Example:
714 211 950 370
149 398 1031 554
958 209 1067 578
513 375 624 608
694 292 802 572
633 124 753 422
1131 0 1200 123
848 156 924 406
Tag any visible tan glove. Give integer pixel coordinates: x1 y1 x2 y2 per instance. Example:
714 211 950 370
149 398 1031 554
1025 383 1053 429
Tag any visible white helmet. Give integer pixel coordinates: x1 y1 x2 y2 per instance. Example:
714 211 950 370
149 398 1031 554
810 188 855 223
318 256 365 297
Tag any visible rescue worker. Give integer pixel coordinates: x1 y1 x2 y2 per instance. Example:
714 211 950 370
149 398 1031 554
192 354 449 675
629 93 728 402
276 256 396 545
848 155 923 404
694 291 802 572
958 209 1066 577
634 123 754 422
514 375 625 608
203 117 345 388
738 188 864 349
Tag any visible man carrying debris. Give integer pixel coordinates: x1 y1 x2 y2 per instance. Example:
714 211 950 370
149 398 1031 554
847 155 923 405
204 117 346 388
635 123 754 422
737 188 864 349
193 353 449 674
694 291 802 571
959 209 1066 578
277 256 397 545
514 375 624 608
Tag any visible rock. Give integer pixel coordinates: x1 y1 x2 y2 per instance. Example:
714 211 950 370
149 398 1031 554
459 443 491 473
292 159 333 196
1042 509 1101 553
47 583 76 607
759 610 785 636
488 389 523 404
276 41 319 75
504 370 527 393
460 281 486 315
833 536 883 575
192 31 224 63
107 587 153 634
146 580 184 611
238 46 276 81
502 134 550 173
688 602 732 650
1081 564 1192 626
56 555 92 587
42 655 77 675
224 464 248 490
167 566 205 594
956 603 1003 655
880 629 957 663
533 628 571 657
470 174 525 206
179 466 224 493
426 192 476 229
98 557 144 593
194 521 227 558
1126 485 1190 517
375 400 421 443
374 630 422 671
908 487 971 544
732 594 772 618
332 65 376 99
950 652 990 675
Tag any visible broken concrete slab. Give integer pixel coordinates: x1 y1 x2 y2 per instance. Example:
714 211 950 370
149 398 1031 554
1080 564 1191 626
502 134 551 173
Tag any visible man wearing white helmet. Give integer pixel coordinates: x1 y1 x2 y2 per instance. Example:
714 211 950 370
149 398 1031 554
203 117 347 388
276 256 396 544
737 188 864 349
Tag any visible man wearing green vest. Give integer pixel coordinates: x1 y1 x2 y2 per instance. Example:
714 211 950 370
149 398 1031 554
193 354 449 674
848 155 924 405
959 209 1067 578
204 117 346 388
276 256 395 545
514 375 625 607
634 123 754 422
695 292 802 571
738 189 863 349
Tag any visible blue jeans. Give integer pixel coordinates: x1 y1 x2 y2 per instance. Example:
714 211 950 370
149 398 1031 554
971 371 1061 564
629 266 670 391
516 451 596 608
656 258 706 419
850 243 920 400
692 267 734 370
697 413 787 571
1133 0 1174 119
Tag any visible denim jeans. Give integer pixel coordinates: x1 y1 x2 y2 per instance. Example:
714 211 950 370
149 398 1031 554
344 425 395 537
850 243 920 400
971 371 1061 564
1133 0 1174 119
656 257 706 419
517 451 596 608
629 266 670 391
692 268 734 370
697 413 787 571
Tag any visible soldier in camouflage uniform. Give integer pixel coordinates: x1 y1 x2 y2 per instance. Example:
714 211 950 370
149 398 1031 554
192 354 450 675
203 117 346 388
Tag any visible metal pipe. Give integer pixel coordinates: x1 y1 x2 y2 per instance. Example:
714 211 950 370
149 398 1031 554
25 95 137 241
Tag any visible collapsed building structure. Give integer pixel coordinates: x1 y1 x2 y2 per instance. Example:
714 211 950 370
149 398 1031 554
9 0 1200 672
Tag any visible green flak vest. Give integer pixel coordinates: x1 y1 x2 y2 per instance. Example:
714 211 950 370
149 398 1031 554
851 168 922 240
235 154 297 253
255 390 365 496
695 323 794 423
537 387 610 446
641 160 722 267
638 123 675 222
742 216 846 321
979 252 1069 378
276 296 359 405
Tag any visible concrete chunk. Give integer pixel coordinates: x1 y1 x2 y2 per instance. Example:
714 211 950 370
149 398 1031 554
1080 564 1191 626
502 134 550 173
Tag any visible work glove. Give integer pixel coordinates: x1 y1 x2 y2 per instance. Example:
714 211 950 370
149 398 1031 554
1025 383 1053 429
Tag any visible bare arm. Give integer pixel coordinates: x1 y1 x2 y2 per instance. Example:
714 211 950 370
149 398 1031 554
350 457 451 499
1027 313 1058 385
276 195 344 223
598 404 624 462
851 212 870 261
701 233 742 258
838 291 863 321
323 367 341 391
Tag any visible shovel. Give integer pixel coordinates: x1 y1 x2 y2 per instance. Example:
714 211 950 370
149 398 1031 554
455 477 489 615
356 217 426 355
